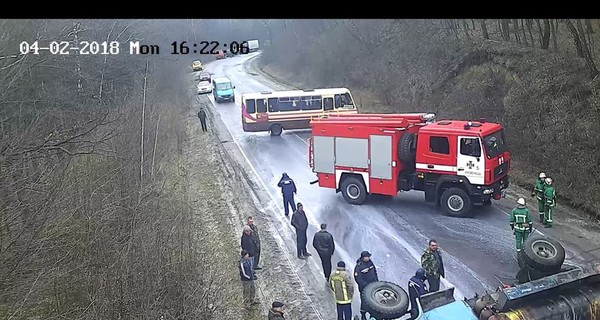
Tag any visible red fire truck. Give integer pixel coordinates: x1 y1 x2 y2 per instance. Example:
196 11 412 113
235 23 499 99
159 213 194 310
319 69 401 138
307 113 510 217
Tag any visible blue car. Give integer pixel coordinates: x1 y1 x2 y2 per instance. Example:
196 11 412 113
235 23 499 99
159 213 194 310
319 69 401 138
212 77 235 103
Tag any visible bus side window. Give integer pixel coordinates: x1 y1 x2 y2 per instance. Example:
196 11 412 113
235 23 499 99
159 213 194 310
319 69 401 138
334 94 343 108
245 99 256 113
256 99 267 113
324 97 333 111
268 98 278 112
342 93 353 106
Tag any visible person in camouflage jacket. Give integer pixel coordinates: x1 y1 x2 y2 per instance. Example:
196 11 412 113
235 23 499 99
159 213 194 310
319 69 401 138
421 239 445 292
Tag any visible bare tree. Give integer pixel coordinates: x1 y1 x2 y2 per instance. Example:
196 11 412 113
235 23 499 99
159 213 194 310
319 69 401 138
564 19 599 78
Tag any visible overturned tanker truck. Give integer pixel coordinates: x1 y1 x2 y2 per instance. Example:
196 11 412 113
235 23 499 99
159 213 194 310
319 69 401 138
355 235 600 320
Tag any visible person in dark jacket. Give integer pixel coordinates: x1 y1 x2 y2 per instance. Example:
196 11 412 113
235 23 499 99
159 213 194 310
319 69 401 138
277 172 297 216
197 108 207 132
408 268 428 319
291 203 311 259
241 226 261 271
239 250 258 307
268 301 285 319
313 223 335 281
354 251 379 320
421 239 445 292
247 216 262 270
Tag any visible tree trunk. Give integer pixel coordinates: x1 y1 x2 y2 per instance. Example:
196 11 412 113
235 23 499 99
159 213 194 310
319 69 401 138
521 19 529 46
541 19 551 49
471 19 476 30
585 19 596 59
462 19 471 39
501 19 510 41
526 19 535 45
536 19 544 47
513 19 521 44
550 19 558 51
480 19 489 39
564 19 599 78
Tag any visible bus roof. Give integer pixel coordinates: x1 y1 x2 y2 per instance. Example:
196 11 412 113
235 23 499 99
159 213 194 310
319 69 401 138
213 77 231 84
242 88 351 100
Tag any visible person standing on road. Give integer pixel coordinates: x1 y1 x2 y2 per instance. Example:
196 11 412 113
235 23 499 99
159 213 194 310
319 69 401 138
268 301 285 319
291 203 311 259
329 261 354 320
354 251 378 320
197 108 208 132
313 223 335 281
241 226 261 270
408 268 428 319
543 177 556 228
531 172 547 223
421 239 445 292
239 250 259 307
247 216 262 270
278 173 297 217
510 198 533 252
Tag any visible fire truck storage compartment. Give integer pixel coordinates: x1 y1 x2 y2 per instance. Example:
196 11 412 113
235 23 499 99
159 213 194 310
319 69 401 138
312 136 335 174
334 138 368 169
369 135 392 180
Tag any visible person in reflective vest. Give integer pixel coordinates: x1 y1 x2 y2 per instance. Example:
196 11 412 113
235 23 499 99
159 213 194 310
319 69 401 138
531 172 547 223
329 261 354 320
543 177 556 228
510 198 533 252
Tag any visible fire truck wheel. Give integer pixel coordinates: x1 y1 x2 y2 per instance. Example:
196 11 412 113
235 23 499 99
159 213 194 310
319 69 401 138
440 187 473 217
361 281 409 319
340 176 367 205
398 132 417 163
270 124 283 136
522 235 565 272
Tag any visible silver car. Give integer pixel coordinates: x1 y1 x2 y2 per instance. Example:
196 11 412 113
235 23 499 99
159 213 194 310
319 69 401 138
197 81 212 94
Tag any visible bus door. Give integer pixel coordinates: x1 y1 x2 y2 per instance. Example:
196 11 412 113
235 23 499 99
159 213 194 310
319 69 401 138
255 98 268 124
323 96 334 114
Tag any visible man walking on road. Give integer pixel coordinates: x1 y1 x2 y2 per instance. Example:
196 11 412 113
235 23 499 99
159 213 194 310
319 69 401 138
421 239 445 292
354 251 378 320
277 172 297 217
531 172 547 223
510 198 533 252
241 226 262 271
543 177 556 228
246 216 262 270
197 108 208 132
330 261 354 320
291 203 311 259
238 250 259 308
313 223 335 281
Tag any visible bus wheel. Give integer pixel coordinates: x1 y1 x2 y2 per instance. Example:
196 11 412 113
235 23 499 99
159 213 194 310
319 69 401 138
270 124 283 136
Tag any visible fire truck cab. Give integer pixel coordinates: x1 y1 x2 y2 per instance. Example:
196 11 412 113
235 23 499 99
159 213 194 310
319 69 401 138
308 113 510 217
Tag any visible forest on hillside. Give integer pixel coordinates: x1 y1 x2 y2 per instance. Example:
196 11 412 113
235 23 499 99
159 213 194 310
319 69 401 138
201 19 600 217
0 19 229 319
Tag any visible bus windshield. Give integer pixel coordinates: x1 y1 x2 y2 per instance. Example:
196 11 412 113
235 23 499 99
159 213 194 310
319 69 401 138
483 129 507 158
335 92 354 108
216 82 232 90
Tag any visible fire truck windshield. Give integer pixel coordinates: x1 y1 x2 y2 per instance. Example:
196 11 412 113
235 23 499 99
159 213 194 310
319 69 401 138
483 129 507 158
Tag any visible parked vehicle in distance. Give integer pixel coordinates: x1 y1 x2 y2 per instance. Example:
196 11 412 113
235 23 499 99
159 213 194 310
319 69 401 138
247 40 259 52
212 77 235 103
197 81 212 94
241 88 358 136
191 60 203 71
198 72 211 82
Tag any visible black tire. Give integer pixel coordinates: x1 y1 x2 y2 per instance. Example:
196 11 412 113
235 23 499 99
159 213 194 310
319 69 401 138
340 175 367 205
522 235 565 272
398 132 417 164
270 124 283 136
515 265 555 284
361 281 409 319
440 187 473 218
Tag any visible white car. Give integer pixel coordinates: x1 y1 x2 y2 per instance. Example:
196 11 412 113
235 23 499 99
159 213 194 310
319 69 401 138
197 81 212 94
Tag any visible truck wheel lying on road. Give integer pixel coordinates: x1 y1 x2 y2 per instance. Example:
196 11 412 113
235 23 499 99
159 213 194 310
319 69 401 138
398 132 417 164
440 187 473 218
270 124 283 136
361 281 409 319
341 175 367 205
522 235 565 272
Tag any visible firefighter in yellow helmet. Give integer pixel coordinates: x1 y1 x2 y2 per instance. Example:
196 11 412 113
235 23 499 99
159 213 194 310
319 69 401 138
509 198 532 252
543 177 556 228
531 172 547 223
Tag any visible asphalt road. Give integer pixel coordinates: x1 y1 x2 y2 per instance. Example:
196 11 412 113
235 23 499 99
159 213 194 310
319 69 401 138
197 53 564 316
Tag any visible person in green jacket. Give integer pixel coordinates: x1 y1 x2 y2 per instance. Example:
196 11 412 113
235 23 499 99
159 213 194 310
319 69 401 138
510 198 533 252
543 177 556 228
531 172 547 223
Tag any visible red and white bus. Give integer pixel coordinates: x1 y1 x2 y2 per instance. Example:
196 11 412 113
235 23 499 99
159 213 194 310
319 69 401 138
241 88 359 136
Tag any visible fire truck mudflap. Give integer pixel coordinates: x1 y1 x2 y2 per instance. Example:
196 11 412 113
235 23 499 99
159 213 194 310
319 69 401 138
308 113 510 218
